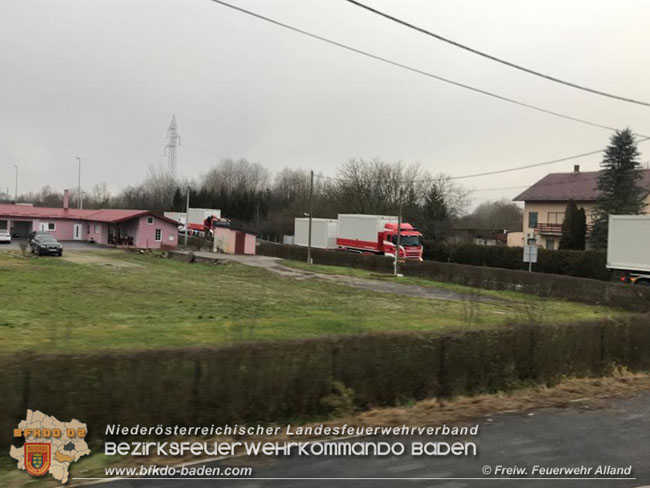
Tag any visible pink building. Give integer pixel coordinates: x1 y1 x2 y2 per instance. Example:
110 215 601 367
0 194 178 249
212 226 256 255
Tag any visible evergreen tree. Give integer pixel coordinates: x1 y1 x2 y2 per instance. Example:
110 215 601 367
576 207 587 250
421 185 451 240
172 187 184 212
559 200 586 250
590 128 646 249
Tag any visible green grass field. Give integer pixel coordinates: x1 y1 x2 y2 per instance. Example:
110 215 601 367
0 251 631 353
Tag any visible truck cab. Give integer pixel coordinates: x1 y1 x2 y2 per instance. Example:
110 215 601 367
382 223 423 260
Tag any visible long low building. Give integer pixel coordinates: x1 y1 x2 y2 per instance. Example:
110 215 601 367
0 192 178 249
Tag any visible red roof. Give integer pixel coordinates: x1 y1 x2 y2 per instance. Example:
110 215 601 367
0 204 178 225
187 223 206 231
513 169 650 202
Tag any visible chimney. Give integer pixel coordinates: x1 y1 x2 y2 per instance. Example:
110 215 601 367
573 164 580 174
63 189 69 210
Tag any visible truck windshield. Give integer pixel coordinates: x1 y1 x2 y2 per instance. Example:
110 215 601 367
392 235 421 247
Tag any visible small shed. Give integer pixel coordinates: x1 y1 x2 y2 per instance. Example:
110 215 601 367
212 227 256 255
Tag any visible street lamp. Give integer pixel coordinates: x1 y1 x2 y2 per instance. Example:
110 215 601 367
13 164 18 204
76 157 82 209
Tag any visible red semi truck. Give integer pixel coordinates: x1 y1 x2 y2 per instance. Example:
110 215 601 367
336 214 423 260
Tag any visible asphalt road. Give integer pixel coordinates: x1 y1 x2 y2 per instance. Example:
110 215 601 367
92 392 650 488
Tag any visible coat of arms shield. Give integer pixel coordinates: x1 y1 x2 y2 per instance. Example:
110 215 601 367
25 443 51 476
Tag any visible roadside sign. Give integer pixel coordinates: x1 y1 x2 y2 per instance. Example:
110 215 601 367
523 245 537 263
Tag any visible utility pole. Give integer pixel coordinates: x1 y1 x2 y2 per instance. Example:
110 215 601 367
307 170 314 265
185 186 190 248
393 190 403 277
76 157 82 209
13 164 18 204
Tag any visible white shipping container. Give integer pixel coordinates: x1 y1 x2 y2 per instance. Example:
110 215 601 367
187 208 221 225
294 218 338 249
164 208 221 227
337 214 398 243
163 212 185 226
607 215 650 272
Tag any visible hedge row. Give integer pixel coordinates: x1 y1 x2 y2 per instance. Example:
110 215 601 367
3 316 650 452
255 243 650 312
422 242 610 281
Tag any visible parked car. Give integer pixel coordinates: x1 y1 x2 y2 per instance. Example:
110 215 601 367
30 235 63 256
27 230 50 243
0 229 11 244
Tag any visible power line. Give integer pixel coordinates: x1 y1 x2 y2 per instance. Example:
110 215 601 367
208 0 620 132
447 136 650 180
448 149 604 180
310 137 650 185
471 185 528 192
345 0 650 108
471 174 602 192
313 172 599 194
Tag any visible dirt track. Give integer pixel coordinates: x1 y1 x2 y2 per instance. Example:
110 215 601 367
192 252 501 303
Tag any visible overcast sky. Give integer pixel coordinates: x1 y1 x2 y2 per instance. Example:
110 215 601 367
2 0 649 207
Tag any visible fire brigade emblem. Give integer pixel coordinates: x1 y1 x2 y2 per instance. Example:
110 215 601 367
25 443 51 476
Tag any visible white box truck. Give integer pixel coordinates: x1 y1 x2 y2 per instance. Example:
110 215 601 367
188 208 221 225
164 208 221 230
607 215 650 285
294 218 338 249
336 214 423 260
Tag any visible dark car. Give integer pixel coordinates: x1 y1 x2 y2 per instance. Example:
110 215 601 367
30 235 63 256
27 230 50 243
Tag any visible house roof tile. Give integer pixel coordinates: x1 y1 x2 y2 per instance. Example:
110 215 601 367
513 169 650 202
0 205 178 225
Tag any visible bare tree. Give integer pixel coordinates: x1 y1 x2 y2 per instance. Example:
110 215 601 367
458 199 523 231
203 158 270 195
333 159 431 214
87 183 112 209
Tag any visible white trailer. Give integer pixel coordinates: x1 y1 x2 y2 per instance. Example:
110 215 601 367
607 215 650 284
163 211 186 227
337 214 397 243
188 208 221 225
294 218 338 249
163 208 221 229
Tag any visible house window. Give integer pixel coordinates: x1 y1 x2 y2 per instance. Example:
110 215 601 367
154 229 162 241
87 224 90 234
147 216 154 225
546 238 555 250
94 224 100 234
548 212 565 225
47 222 56 231
528 211 538 229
